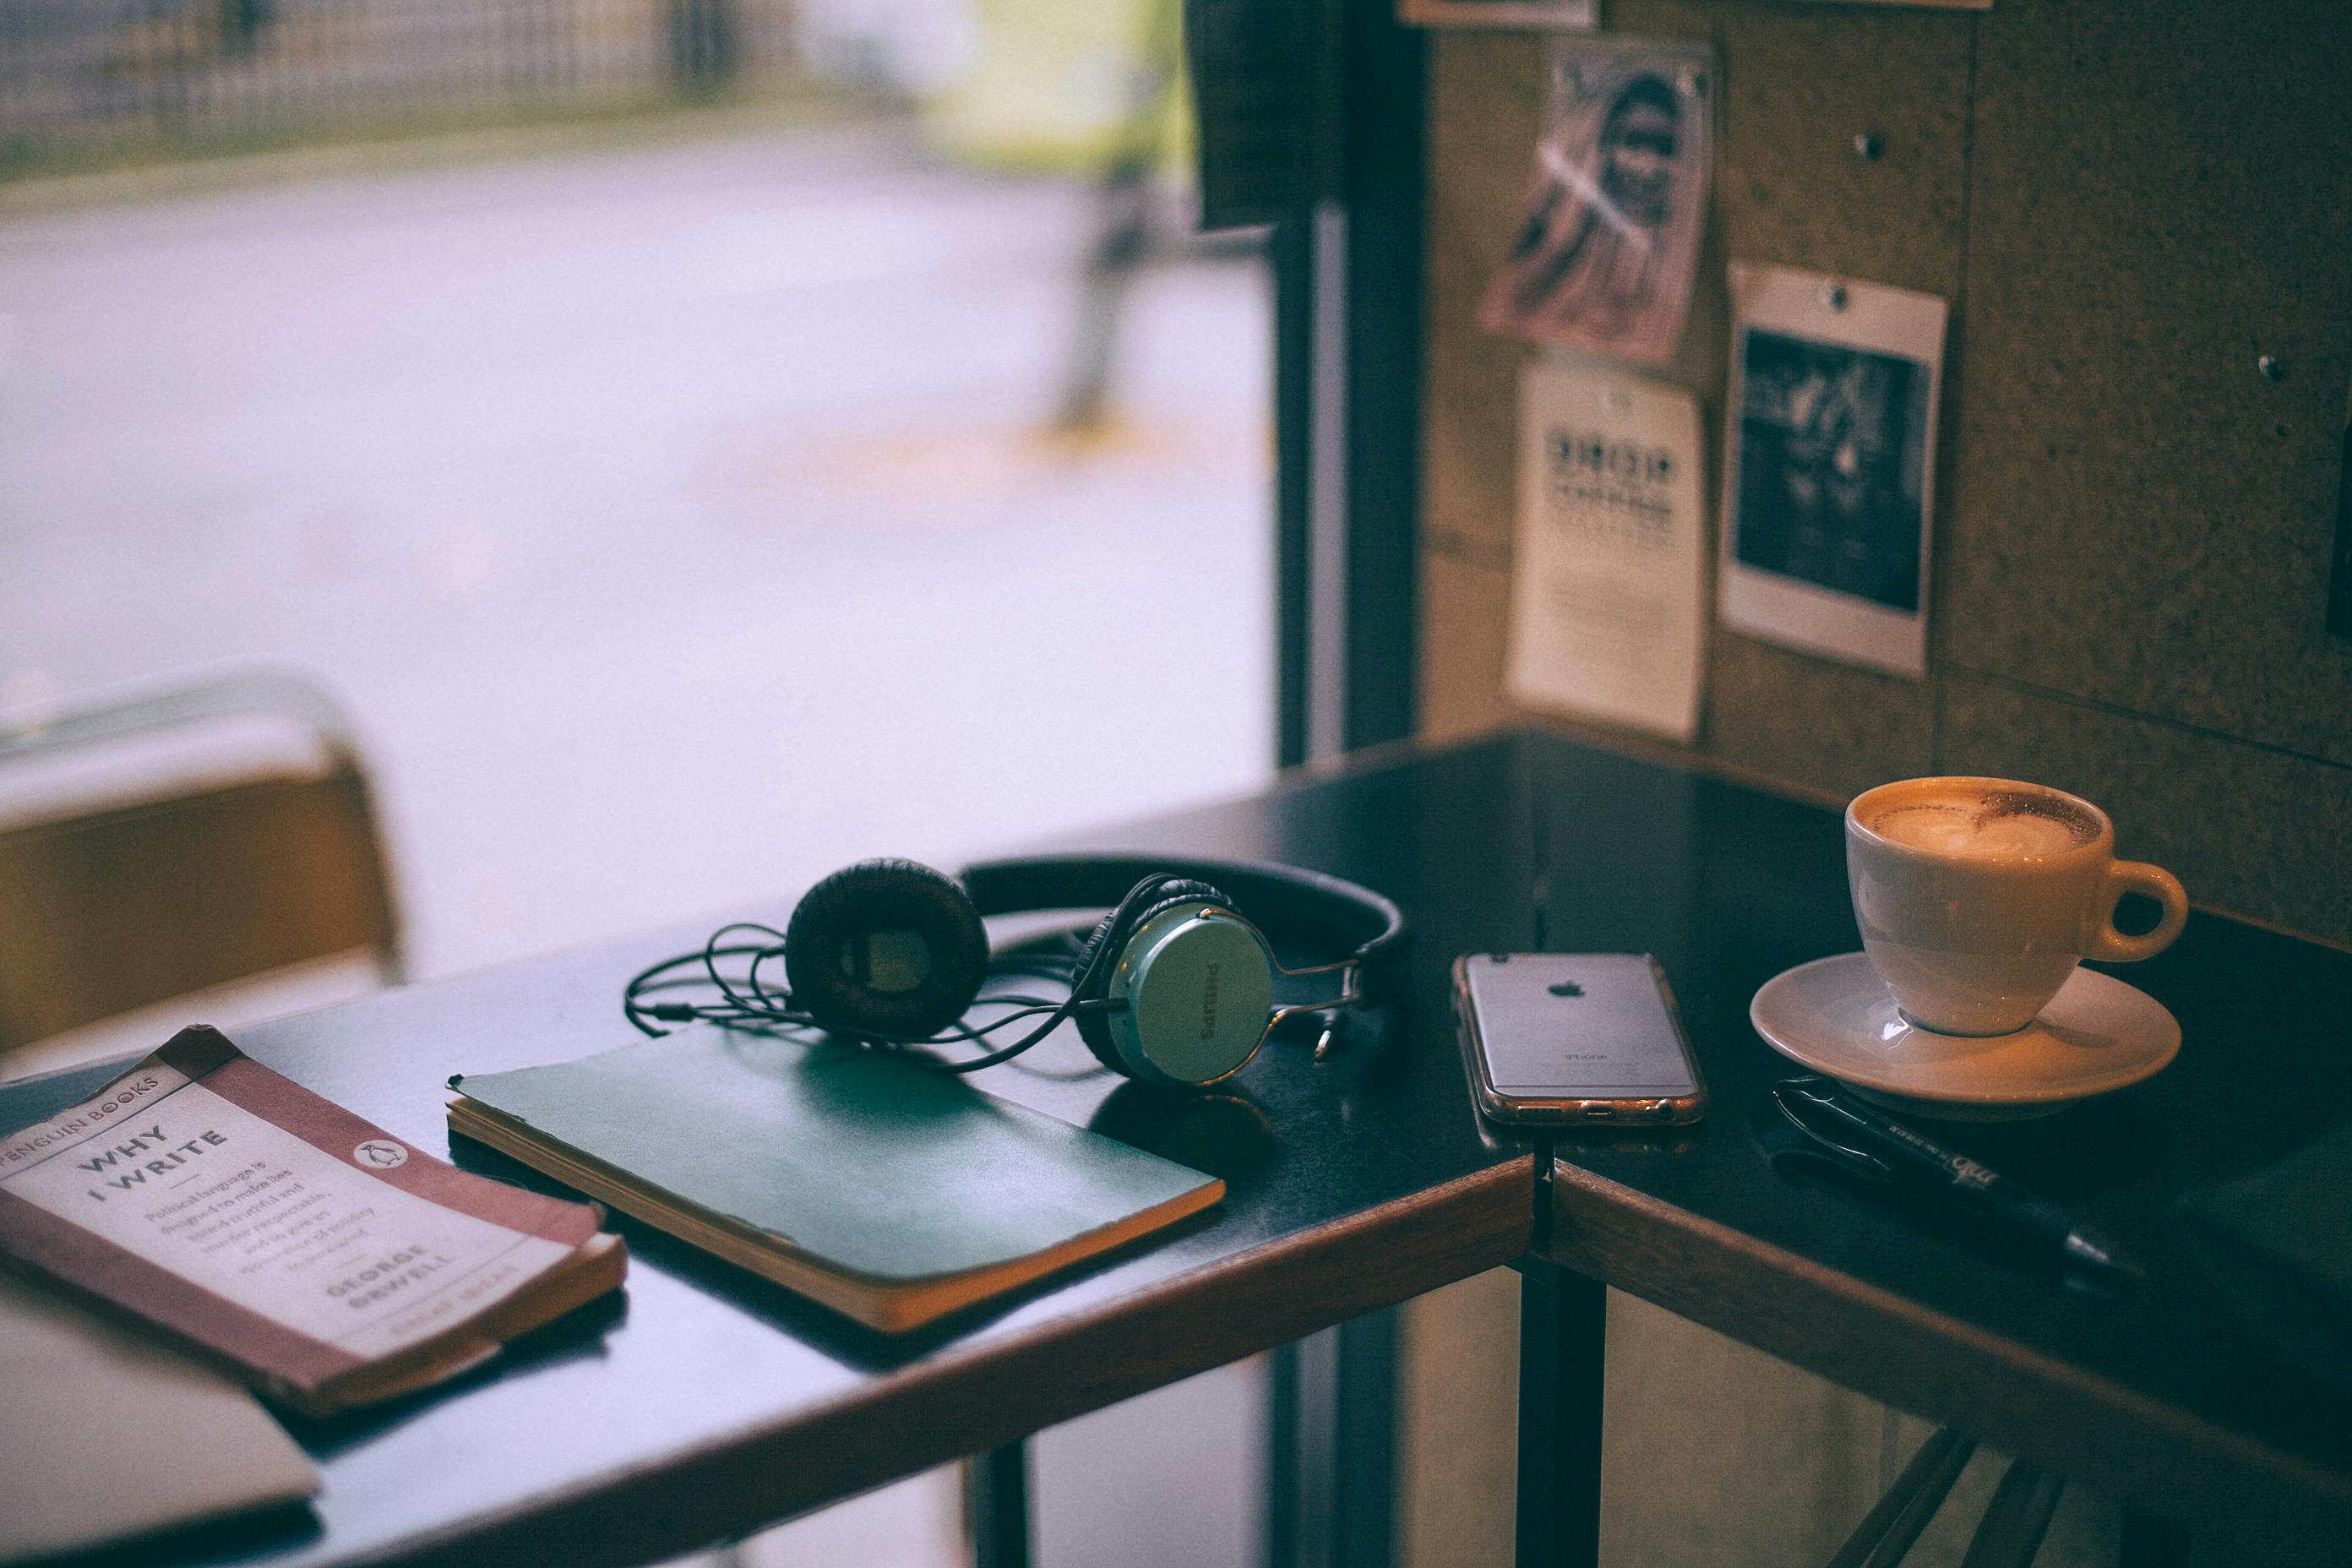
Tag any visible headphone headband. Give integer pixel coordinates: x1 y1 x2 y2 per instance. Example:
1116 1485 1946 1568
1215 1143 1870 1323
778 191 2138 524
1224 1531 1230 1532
956 853 1409 999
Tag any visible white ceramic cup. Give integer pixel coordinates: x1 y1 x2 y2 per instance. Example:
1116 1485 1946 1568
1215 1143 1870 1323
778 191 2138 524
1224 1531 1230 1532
1844 776 2189 1036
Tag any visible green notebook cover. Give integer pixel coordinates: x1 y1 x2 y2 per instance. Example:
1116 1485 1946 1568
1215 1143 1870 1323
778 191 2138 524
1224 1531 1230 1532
449 1026 1222 1327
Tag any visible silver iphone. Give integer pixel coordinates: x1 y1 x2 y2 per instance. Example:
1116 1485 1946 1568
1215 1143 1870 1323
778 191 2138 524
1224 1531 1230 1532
1452 953 1707 1126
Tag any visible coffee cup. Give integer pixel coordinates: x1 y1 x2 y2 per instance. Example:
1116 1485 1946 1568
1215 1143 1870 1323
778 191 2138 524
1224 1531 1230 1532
1844 776 2188 1036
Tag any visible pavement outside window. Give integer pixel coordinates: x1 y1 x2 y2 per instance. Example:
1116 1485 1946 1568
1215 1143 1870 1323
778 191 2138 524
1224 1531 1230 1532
0 123 1271 976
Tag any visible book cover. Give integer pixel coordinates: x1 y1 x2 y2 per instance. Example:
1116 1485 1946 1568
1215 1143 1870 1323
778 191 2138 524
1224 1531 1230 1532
0 1026 624 1413
448 1025 1224 1331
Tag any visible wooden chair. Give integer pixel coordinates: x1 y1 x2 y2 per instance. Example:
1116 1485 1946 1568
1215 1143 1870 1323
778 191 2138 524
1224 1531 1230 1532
0 673 403 1068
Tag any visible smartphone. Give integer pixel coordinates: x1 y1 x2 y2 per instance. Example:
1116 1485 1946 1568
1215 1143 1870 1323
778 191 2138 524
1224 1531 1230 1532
1452 953 1707 1126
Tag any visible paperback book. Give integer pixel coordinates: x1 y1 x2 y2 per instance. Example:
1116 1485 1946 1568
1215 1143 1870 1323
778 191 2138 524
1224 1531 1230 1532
0 1026 625 1414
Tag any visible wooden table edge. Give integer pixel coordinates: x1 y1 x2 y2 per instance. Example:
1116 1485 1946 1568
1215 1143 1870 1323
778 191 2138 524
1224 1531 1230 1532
339 1155 1536 1567
1543 1157 2352 1538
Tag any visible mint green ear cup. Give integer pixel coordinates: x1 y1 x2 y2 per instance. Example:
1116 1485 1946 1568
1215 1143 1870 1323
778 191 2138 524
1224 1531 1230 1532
1074 880 1223 1070
1102 901 1277 1087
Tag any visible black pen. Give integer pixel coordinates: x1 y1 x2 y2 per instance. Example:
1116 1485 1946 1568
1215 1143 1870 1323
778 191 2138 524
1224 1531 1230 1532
1771 1076 2145 1281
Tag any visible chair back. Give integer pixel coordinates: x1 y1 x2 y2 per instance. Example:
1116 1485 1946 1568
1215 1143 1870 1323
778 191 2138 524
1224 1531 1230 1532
0 675 402 1055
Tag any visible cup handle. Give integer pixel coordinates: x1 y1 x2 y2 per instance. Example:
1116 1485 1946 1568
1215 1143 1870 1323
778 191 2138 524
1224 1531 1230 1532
2084 861 2188 963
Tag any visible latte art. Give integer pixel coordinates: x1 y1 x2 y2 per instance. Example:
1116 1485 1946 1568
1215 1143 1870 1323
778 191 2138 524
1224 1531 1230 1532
1867 789 2099 859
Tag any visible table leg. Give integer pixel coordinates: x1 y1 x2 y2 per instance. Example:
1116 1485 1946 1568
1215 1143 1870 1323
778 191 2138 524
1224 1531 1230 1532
1269 1331 1341 1568
1334 1308 1400 1568
1266 1339 1302 1568
1516 1260 1605 1568
972 1441 1032 1568
1266 1310 1400 1568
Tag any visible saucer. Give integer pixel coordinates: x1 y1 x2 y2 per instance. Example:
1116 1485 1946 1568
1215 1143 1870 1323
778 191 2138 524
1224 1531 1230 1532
1749 953 2180 1121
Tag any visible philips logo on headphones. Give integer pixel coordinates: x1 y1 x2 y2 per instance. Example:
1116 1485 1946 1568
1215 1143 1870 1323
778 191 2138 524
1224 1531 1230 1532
1200 963 1221 1039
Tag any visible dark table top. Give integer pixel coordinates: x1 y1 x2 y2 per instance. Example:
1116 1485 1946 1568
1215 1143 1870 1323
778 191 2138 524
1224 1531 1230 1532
11 729 2349 1564
1513 730 2352 1552
1 732 1546 1568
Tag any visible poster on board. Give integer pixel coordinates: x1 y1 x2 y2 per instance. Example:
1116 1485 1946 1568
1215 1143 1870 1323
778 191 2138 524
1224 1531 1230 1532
1507 361 1707 742
1478 40 1712 368
1715 264 1948 678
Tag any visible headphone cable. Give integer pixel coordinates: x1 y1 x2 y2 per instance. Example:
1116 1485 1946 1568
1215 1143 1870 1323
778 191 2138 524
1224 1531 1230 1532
620 873 1182 1067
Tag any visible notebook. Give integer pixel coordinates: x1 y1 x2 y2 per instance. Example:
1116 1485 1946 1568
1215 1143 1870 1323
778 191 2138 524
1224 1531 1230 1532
446 1025 1224 1332
2176 1121 2352 1391
0 1271 318 1565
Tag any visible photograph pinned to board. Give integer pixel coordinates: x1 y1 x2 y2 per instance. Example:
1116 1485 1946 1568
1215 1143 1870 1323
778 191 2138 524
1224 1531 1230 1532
1479 39 1712 368
1716 264 1948 678
1398 0 1597 30
1506 361 1707 743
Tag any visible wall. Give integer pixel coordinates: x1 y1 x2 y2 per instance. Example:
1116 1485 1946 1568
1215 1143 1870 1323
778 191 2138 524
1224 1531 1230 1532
1420 0 2352 947
1405 5 2350 1561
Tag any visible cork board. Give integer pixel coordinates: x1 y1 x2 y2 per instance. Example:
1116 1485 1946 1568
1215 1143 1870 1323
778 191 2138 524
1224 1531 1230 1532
1424 1 1972 798
1942 0 2352 766
1712 5 1973 302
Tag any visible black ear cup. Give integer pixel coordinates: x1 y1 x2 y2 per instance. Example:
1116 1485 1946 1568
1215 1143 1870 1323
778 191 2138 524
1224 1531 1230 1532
783 859 989 1039
1070 909 1129 1070
1073 879 1228 1070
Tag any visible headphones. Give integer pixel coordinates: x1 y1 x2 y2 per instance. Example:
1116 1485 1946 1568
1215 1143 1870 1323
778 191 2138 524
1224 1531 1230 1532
623 854 1408 1089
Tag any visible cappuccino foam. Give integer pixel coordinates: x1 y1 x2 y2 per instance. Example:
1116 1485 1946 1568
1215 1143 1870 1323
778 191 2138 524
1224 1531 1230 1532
1867 789 2099 859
